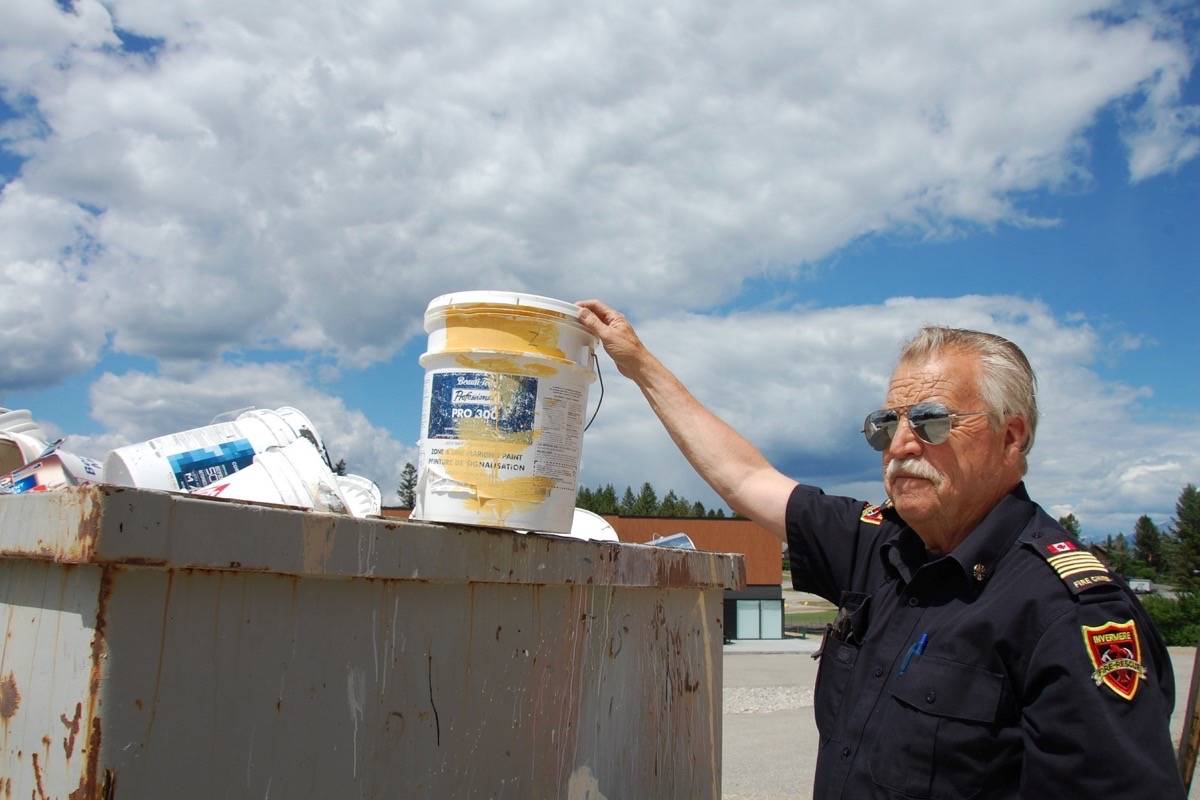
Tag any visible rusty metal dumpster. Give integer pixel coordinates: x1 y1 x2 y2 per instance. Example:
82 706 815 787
0 487 743 798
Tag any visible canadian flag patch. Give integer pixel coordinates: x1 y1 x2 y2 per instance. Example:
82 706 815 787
1045 540 1078 555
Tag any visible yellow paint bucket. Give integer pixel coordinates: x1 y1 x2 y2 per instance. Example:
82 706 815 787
412 291 598 533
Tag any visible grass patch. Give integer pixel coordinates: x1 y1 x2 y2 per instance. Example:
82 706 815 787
785 608 838 627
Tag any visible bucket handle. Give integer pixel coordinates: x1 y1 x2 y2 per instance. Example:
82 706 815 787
584 352 604 432
210 406 256 424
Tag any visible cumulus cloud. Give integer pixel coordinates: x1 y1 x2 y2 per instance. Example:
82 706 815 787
1 0 1197 390
577 295 1200 537
62 361 415 496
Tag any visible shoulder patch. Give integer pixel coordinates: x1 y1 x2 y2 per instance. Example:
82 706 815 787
1081 619 1146 700
1029 538 1114 595
860 502 884 525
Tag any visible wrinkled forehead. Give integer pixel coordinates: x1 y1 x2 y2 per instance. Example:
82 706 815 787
885 351 982 409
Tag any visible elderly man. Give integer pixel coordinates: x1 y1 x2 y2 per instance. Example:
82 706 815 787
576 300 1185 799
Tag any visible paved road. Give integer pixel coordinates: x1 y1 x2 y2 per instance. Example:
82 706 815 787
721 642 1199 799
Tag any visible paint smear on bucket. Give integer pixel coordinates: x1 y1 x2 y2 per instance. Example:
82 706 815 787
444 308 569 363
442 417 555 525
455 353 560 378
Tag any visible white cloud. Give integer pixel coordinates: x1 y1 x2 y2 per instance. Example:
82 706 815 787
577 295 1200 537
63 361 415 497
1 1 1197 389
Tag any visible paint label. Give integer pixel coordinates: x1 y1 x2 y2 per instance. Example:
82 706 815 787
167 438 256 491
427 372 538 440
419 368 586 494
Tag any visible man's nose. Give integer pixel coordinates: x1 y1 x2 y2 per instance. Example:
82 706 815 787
887 415 924 460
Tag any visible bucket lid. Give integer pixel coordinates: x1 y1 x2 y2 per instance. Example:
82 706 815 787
424 291 586 328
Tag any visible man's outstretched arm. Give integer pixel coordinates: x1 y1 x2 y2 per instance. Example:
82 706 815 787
576 299 797 541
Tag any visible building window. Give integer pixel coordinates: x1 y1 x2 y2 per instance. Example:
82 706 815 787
734 599 783 640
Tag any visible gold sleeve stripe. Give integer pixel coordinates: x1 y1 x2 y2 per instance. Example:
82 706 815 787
1056 564 1109 579
1048 554 1105 568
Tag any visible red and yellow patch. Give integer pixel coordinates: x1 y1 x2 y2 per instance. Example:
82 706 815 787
1081 620 1146 701
860 503 883 525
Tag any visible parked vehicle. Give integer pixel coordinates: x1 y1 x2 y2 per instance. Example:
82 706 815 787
1128 578 1154 594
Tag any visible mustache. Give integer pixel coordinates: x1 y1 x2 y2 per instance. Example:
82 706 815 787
886 457 945 486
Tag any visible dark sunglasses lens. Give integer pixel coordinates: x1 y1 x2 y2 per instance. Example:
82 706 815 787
909 403 953 444
863 410 898 451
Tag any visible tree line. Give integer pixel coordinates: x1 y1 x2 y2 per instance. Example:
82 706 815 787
1059 484 1200 589
393 466 732 518
575 482 733 518
1060 484 1200 646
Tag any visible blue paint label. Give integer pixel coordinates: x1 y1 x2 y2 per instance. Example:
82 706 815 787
427 372 538 440
7 473 41 493
168 438 256 490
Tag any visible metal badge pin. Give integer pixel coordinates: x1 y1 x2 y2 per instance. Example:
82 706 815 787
973 563 988 582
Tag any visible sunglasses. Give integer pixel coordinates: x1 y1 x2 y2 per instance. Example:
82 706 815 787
862 402 989 451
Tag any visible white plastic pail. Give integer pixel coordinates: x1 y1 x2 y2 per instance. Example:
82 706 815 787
0 408 49 475
193 439 347 513
336 474 383 518
412 291 597 534
103 407 328 492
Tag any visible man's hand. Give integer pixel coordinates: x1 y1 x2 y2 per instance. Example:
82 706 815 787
575 299 653 381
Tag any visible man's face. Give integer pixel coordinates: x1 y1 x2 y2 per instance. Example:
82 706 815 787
882 351 1014 545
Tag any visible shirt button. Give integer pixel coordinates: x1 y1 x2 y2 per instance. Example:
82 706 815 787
841 746 851 757
907 597 919 607
873 666 884 677
925 691 937 704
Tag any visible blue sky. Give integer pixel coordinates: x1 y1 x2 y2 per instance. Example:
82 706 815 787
2 1 1198 538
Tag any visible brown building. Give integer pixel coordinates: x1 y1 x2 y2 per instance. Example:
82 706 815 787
382 508 785 640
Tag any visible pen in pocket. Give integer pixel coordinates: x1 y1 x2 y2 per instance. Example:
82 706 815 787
897 632 928 676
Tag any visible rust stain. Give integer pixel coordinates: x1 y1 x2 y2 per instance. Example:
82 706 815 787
75 487 104 554
31 752 47 800
62 702 83 759
0 673 19 719
68 716 103 799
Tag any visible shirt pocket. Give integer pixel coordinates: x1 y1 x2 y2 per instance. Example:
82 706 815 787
868 655 1009 800
813 634 858 736
812 591 870 737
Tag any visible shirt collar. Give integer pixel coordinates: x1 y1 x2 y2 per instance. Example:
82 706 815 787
880 482 1038 594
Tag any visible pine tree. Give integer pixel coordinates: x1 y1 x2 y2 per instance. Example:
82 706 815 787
1058 513 1082 538
632 482 659 516
659 490 683 517
1171 484 1200 588
619 486 637 516
1109 533 1133 575
691 501 706 518
1133 515 1164 574
396 462 418 508
596 484 619 515
577 485 595 511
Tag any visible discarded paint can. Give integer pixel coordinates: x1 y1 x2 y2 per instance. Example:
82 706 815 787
336 473 383 518
103 407 328 493
192 438 348 513
0 451 104 494
413 291 597 534
0 407 48 475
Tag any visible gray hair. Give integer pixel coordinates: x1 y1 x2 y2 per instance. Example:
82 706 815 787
897 327 1038 473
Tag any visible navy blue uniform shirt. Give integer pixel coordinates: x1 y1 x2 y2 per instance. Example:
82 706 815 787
786 481 1185 799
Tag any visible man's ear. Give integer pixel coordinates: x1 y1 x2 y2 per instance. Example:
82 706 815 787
1001 415 1028 466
